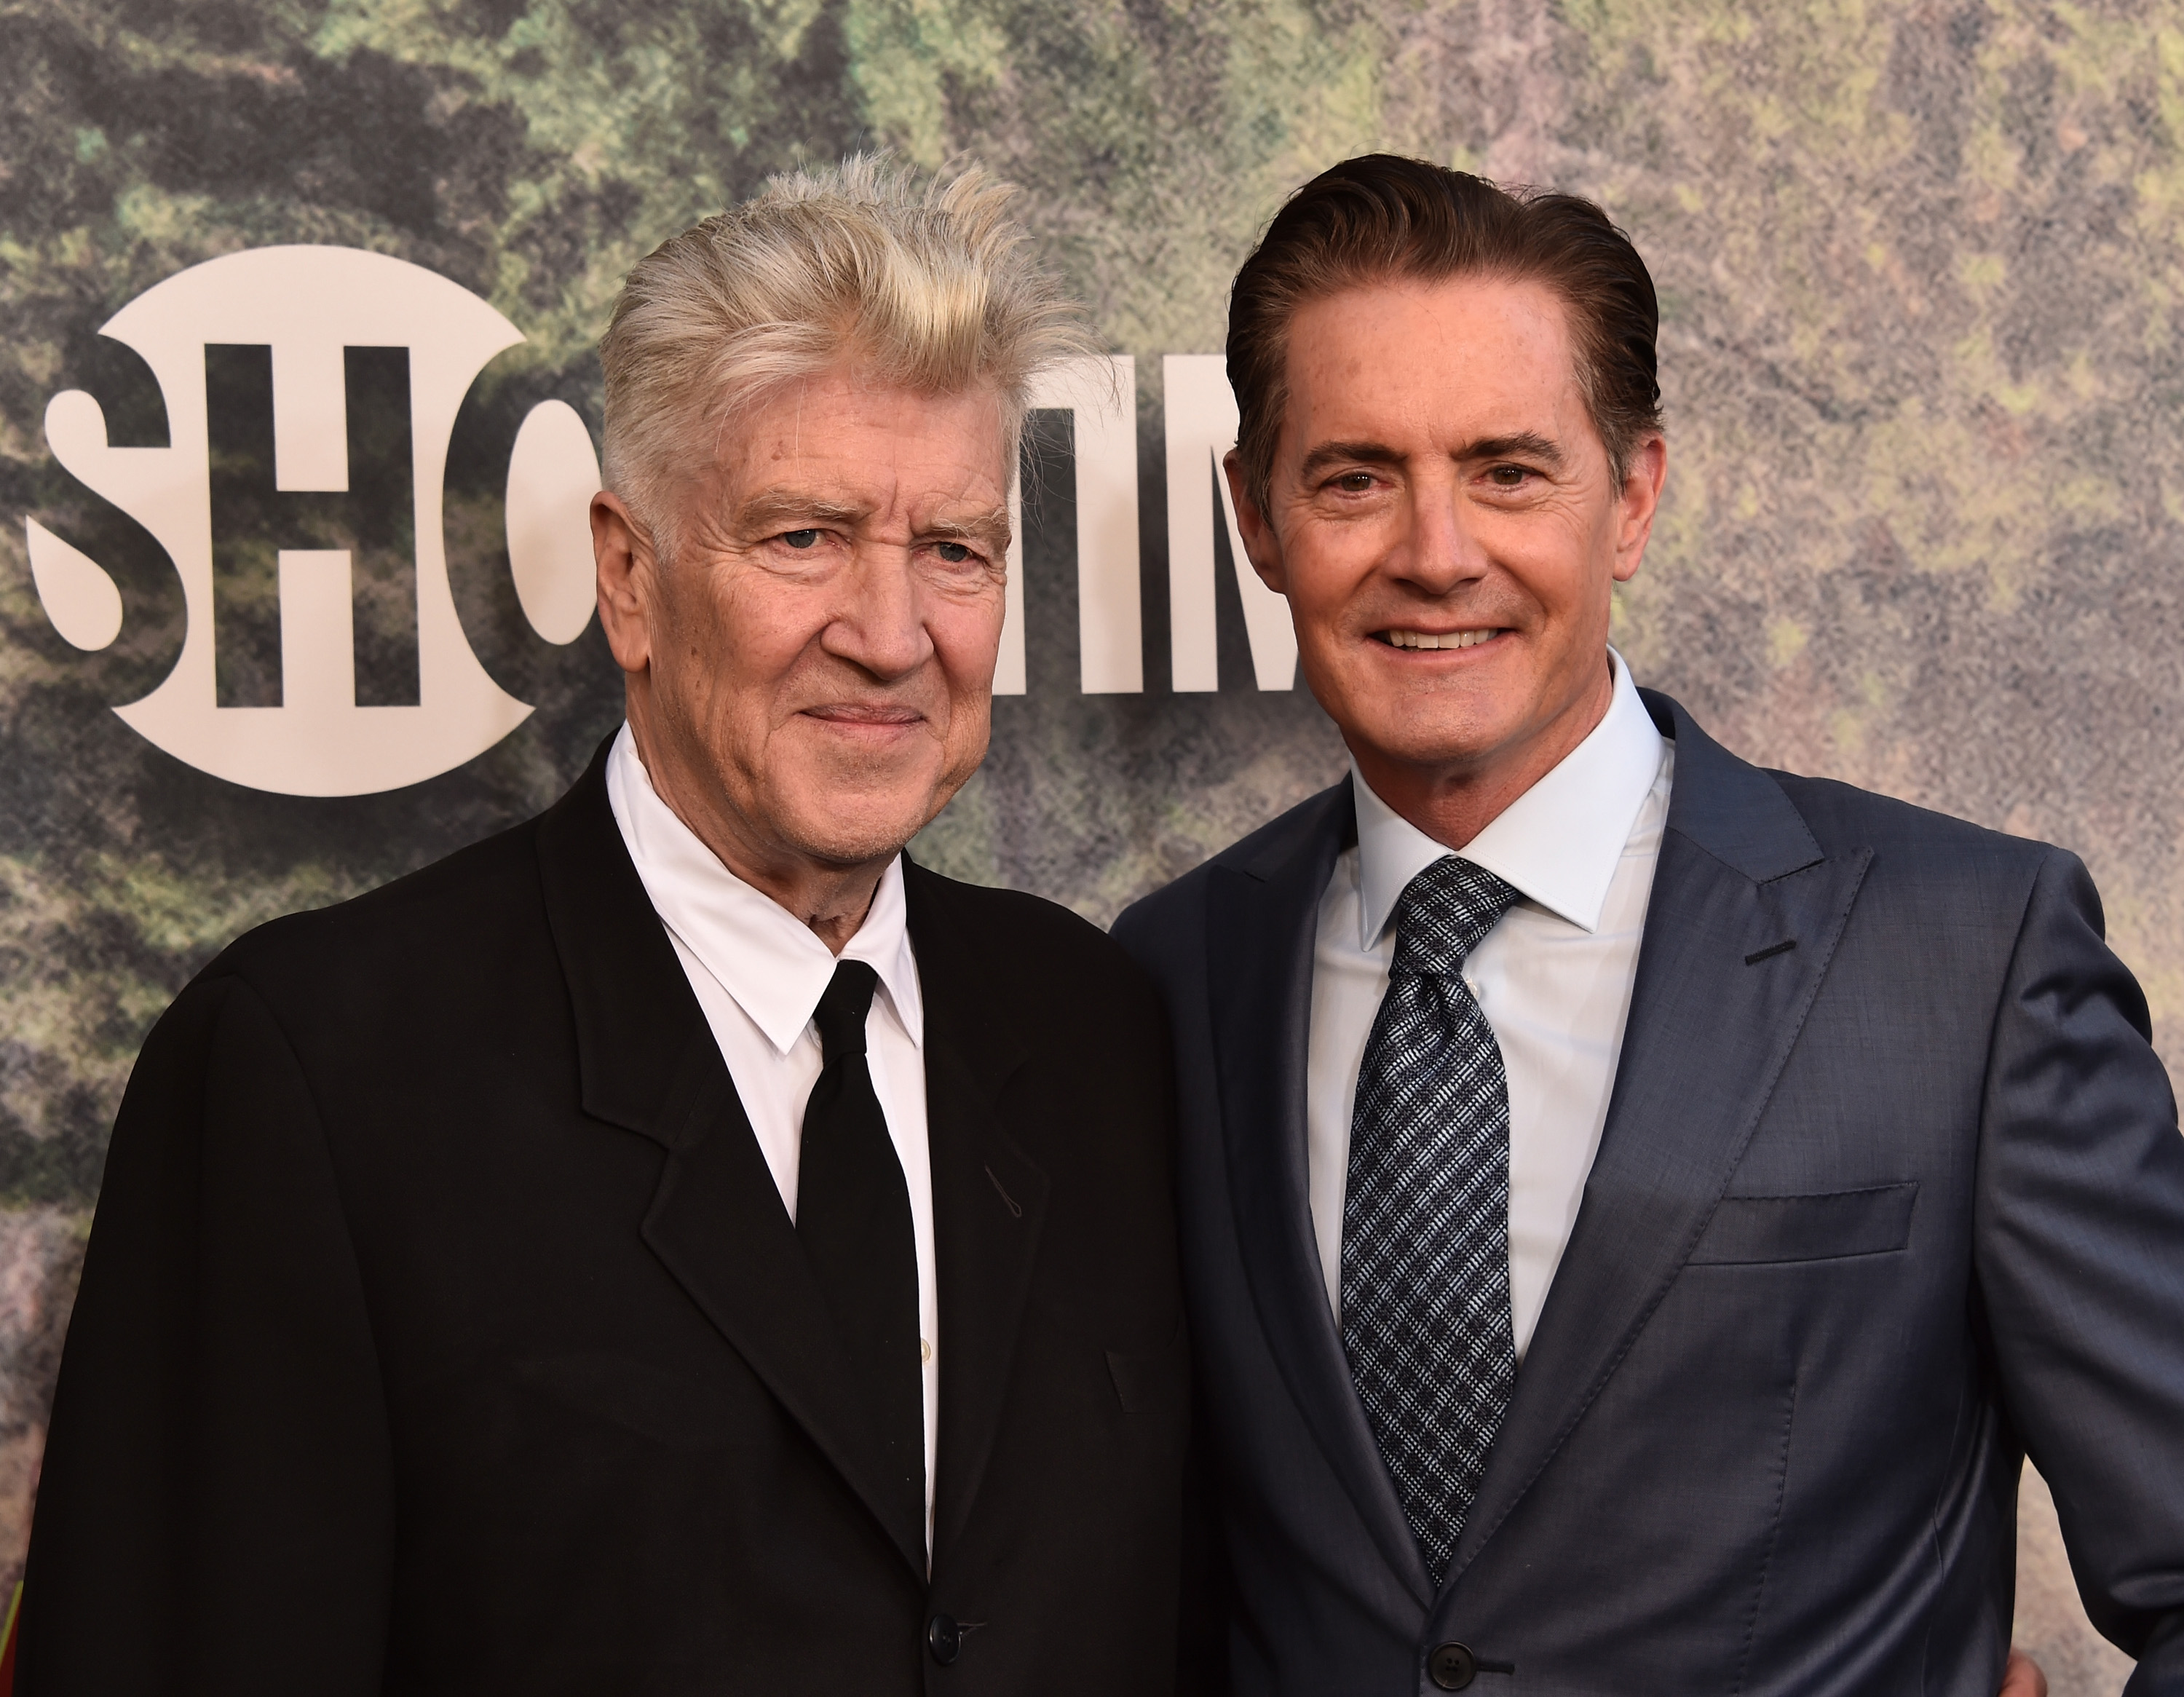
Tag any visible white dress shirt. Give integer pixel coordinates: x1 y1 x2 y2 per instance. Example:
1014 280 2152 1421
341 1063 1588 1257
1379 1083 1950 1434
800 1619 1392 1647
1307 650 1673 1361
605 726 940 1550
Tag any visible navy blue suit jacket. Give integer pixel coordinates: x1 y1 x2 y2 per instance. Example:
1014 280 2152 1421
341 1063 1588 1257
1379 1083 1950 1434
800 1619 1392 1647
1115 689 2184 1696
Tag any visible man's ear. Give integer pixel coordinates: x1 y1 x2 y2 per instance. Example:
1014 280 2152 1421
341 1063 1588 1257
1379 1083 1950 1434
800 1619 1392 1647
1222 449 1289 596
1610 434 1668 586
592 490 657 676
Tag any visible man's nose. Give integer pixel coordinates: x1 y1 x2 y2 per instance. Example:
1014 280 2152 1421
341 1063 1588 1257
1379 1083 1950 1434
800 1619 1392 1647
824 547 933 680
1389 480 1490 593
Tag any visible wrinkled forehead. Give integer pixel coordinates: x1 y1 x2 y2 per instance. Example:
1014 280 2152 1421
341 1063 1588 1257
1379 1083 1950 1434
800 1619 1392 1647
689 365 1016 526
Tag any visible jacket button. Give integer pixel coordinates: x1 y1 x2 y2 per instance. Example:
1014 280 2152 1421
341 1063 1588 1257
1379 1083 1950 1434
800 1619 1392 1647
1429 1641 1476 1690
927 1613 962 1666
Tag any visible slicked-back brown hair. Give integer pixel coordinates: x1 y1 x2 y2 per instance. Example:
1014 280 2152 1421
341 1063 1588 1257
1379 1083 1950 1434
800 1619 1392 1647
1227 154 1663 514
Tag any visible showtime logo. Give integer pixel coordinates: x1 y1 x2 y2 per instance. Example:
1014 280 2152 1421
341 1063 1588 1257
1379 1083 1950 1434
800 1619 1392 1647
26 245 599 796
24 246 1297 799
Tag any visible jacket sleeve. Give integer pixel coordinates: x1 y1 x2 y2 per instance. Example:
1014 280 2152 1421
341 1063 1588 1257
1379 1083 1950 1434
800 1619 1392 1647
1974 847 2184 1691
17 973 395 1696
1174 1364 1233 1697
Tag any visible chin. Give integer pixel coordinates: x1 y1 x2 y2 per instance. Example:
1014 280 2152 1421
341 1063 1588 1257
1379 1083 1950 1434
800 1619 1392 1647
778 796 938 869
1345 700 1518 767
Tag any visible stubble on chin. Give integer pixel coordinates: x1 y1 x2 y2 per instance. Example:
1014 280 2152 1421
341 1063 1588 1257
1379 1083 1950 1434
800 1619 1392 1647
751 724 978 870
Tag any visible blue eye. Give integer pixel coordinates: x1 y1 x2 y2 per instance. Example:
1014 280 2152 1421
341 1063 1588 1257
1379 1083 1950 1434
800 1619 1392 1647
781 529 819 549
935 542 970 563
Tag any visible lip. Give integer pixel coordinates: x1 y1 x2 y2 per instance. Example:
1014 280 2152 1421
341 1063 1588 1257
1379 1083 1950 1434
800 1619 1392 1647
804 705 923 721
1373 627 1511 652
799 705 927 733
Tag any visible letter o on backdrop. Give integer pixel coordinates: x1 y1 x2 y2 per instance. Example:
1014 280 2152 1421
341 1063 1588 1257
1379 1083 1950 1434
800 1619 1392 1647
505 398 602 646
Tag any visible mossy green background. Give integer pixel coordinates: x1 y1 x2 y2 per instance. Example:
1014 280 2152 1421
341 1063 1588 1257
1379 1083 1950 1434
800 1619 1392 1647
1 1 2172 1684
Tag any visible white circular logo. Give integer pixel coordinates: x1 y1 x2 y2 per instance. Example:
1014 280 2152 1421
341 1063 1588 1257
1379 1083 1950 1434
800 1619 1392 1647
25 245 601 797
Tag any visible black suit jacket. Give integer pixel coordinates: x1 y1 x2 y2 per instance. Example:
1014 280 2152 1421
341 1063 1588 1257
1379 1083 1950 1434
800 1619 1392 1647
1114 689 2184 1697
20 749 1189 1695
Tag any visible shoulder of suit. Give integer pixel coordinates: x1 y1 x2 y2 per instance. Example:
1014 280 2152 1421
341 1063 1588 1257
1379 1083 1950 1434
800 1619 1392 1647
204 807 551 991
1115 778 1349 938
909 863 1093 938
1764 767 2062 878
906 861 1152 985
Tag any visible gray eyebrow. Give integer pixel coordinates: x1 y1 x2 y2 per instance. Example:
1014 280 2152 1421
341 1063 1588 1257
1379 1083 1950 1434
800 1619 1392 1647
731 492 868 532
731 491 1011 555
922 507 1013 553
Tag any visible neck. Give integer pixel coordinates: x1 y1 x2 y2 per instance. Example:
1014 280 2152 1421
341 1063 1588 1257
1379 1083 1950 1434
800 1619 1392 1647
1351 656 1616 851
628 722 890 957
721 852 889 957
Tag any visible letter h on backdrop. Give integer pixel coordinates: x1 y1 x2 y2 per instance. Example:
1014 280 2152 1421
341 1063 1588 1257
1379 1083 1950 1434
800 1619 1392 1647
205 343 419 711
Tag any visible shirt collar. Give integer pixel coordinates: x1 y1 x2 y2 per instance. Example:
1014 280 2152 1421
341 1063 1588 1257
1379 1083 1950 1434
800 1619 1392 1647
604 724 924 1056
1353 648 1666 946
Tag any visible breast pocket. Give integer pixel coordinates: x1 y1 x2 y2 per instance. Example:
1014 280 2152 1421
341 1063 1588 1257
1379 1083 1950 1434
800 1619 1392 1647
1688 1182 1919 1265
510 1351 737 1449
1105 1318 1189 1415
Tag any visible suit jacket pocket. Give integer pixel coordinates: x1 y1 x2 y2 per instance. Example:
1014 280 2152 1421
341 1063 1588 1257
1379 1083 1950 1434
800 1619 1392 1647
1689 1182 1918 1265
1106 1319 1188 1415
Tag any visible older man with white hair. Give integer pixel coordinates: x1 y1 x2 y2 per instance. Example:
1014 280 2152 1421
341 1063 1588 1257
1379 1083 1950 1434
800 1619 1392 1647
19 159 1190 1696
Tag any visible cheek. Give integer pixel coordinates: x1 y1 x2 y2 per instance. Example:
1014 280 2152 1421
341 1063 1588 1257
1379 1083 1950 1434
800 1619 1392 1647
653 567 729 658
687 575 823 684
1291 512 1395 606
1495 526 1602 622
927 590 1007 690
1276 548 1356 636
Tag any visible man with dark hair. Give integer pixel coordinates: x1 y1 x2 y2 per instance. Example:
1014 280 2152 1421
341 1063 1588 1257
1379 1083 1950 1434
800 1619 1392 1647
1117 154 2184 1695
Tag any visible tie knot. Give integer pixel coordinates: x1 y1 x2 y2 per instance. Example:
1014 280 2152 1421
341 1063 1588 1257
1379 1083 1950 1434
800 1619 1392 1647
1390 858 1519 978
812 959 879 1061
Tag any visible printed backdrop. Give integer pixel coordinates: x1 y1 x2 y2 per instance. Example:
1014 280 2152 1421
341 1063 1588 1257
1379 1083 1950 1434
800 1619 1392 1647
4 1 2176 1685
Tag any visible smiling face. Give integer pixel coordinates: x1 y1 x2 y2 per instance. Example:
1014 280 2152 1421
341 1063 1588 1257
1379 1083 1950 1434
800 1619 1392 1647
1227 273 1666 844
593 362 1011 915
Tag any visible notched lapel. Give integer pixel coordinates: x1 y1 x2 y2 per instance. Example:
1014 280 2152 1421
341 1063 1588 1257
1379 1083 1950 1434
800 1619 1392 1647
640 1064 930 1575
534 751 927 1577
925 1043 1048 1556
903 867 1051 1561
1208 783 1435 1605
1450 716 1874 1584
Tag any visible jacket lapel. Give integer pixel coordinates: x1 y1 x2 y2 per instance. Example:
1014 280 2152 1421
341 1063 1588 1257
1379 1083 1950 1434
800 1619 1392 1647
533 745 927 1576
902 864 1051 1562
1208 781 1437 1605
1449 692 1873 1583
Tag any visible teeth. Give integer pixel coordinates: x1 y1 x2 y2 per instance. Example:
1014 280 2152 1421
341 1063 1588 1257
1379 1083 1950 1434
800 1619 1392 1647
1386 628 1500 650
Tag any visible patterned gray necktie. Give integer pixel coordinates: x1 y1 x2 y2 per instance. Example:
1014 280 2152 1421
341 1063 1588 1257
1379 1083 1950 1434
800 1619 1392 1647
1342 855 1521 1585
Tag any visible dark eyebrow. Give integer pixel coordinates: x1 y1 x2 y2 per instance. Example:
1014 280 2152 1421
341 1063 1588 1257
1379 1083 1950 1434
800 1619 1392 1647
1295 431 1567 485
1464 432 1564 467
1297 440 1406 481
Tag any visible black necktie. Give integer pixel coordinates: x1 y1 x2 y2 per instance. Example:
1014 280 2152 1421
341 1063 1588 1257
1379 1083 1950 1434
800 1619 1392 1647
796 959 924 1535
1342 857 1521 1584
